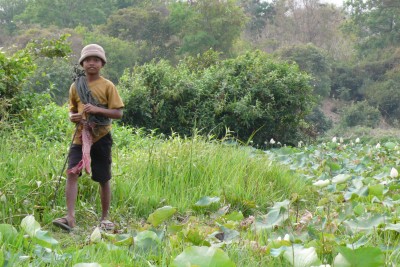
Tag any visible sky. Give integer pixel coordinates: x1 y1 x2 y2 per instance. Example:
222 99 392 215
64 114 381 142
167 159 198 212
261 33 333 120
320 0 344 6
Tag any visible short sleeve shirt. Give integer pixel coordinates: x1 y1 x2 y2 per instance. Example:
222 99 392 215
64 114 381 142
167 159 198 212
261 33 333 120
69 76 124 144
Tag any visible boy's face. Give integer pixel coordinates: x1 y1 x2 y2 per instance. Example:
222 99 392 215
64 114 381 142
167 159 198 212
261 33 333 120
82 56 104 75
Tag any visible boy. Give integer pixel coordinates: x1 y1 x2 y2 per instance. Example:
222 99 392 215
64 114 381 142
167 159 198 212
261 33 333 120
53 44 124 231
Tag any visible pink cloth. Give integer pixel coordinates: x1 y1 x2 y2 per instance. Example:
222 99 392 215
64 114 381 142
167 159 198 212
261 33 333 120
68 122 93 175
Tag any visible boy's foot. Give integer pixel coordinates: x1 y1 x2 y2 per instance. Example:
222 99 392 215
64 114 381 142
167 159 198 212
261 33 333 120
52 217 74 231
99 220 115 231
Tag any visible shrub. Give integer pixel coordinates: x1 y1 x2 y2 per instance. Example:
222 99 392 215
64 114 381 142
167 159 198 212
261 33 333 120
119 50 315 146
275 44 332 98
340 101 381 128
305 107 332 135
365 79 400 124
1 35 71 121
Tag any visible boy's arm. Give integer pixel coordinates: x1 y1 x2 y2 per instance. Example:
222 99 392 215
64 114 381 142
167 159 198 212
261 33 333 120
83 104 123 119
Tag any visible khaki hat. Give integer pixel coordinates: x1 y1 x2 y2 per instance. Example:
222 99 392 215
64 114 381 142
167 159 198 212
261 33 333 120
79 44 107 66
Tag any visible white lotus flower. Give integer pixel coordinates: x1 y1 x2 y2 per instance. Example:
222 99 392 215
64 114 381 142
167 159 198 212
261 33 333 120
339 137 344 143
332 174 351 184
275 234 290 242
313 180 330 187
283 234 290 241
376 143 381 148
332 137 337 143
298 141 303 147
390 167 398 178
355 137 360 143
270 138 276 144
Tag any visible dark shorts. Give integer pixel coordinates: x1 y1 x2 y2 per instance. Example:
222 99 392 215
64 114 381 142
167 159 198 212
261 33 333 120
68 133 113 184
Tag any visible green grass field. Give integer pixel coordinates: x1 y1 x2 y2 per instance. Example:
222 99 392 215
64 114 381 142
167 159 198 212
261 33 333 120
1 103 400 266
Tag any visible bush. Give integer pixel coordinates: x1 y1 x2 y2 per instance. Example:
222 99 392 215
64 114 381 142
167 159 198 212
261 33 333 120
365 79 400 124
119 50 315 146
22 57 73 105
340 101 381 128
305 107 332 135
275 44 332 98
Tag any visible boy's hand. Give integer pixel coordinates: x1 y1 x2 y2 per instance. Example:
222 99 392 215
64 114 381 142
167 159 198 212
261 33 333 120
69 112 82 123
83 104 101 114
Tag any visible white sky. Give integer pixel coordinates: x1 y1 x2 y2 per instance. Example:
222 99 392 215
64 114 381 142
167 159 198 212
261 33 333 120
320 0 344 6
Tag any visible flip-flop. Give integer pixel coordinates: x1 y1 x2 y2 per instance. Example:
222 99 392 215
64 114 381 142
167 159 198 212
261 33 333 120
100 220 115 231
52 217 72 231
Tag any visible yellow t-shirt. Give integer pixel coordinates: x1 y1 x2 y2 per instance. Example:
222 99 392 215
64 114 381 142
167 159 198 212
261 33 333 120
69 76 124 144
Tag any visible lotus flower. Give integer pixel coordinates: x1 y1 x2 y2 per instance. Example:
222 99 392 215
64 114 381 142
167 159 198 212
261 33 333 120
313 180 330 187
270 138 276 144
390 167 398 178
376 143 381 148
298 141 303 147
332 137 337 143
355 138 360 143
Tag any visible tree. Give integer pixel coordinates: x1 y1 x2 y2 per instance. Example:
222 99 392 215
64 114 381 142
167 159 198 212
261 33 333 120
16 0 116 28
276 43 332 98
343 0 400 56
101 6 175 61
0 35 71 120
257 0 352 60
0 0 27 34
119 50 315 146
240 0 276 41
168 0 247 56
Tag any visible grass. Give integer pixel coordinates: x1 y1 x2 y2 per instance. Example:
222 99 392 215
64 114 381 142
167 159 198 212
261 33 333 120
0 122 311 266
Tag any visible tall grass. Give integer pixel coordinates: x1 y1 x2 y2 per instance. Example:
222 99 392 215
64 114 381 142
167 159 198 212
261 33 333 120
0 103 312 266
0 123 308 225
113 133 306 218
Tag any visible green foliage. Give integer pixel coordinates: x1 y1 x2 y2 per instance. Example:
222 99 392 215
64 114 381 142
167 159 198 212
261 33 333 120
19 100 70 143
25 34 72 59
365 79 400 124
305 107 333 136
120 50 314 146
16 0 116 28
101 5 176 62
22 57 73 105
0 49 35 99
340 101 381 128
330 62 365 101
343 0 400 56
173 246 236 267
241 0 275 40
0 48 35 121
276 44 332 98
168 0 247 56
0 0 27 34
1 35 72 121
4 100 400 265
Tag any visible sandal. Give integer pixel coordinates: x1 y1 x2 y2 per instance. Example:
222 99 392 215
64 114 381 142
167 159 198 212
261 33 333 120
52 217 74 231
100 220 115 231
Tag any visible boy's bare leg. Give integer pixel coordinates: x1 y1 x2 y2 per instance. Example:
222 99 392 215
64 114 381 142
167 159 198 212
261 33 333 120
65 173 78 227
99 180 111 221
